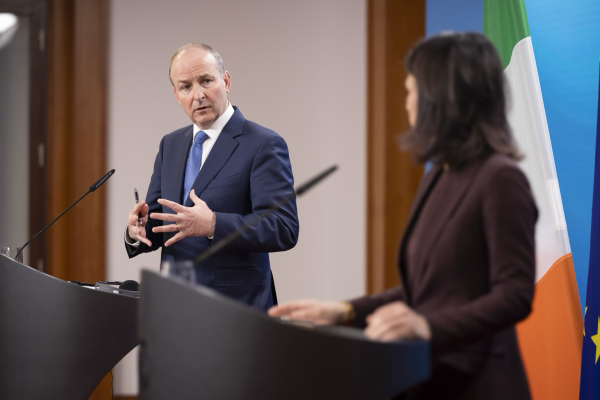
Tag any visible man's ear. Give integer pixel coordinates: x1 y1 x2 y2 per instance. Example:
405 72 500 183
223 71 231 93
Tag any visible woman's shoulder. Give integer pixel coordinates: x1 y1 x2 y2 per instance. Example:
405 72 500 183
481 152 521 171
474 153 528 183
474 154 535 206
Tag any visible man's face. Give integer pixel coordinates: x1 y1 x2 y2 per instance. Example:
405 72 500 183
170 48 231 129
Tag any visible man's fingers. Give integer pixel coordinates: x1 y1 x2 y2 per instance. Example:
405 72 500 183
128 225 152 247
164 232 184 247
157 198 185 213
132 200 145 214
151 212 177 222
189 189 204 206
152 223 179 233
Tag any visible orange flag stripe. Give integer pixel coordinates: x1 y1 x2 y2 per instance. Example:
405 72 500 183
516 253 583 400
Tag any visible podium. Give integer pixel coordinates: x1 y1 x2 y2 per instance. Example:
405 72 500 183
0 256 139 399
139 271 430 400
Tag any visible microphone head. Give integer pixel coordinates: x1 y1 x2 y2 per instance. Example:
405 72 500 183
89 169 115 192
119 280 140 291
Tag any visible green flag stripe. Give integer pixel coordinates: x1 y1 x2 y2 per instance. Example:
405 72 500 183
483 0 531 69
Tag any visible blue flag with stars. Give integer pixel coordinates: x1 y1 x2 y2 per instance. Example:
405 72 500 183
580 59 600 399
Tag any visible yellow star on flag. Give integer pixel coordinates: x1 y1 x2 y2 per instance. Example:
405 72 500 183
591 317 600 364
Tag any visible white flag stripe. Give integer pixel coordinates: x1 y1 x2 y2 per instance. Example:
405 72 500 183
505 37 571 282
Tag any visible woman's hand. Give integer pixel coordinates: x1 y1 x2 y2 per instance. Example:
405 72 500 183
365 301 431 341
268 299 350 325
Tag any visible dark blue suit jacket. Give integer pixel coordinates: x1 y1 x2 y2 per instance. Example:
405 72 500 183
127 107 299 310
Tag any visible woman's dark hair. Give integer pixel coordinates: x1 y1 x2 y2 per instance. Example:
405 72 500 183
403 32 521 169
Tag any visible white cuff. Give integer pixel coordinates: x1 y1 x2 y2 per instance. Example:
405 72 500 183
124 225 140 248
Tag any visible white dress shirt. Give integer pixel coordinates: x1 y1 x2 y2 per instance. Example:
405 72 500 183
192 102 234 170
125 102 235 247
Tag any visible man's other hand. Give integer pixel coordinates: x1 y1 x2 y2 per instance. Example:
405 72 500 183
127 200 152 247
151 189 216 246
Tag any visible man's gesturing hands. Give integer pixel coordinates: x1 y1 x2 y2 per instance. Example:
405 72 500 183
151 189 216 247
127 200 151 247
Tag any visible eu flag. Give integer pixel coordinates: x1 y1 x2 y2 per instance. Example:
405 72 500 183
580 60 600 399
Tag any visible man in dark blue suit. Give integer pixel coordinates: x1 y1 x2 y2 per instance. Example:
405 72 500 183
125 43 299 310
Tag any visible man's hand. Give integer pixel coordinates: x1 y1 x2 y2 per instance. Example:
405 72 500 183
268 299 350 325
364 301 431 342
150 189 216 247
127 200 152 247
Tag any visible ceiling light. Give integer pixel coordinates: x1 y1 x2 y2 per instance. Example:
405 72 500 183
0 14 19 50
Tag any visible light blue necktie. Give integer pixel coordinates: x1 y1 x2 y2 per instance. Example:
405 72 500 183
183 131 208 203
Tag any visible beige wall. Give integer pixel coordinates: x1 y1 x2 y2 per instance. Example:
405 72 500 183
107 0 366 394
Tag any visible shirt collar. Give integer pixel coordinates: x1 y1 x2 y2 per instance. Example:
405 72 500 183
193 102 234 140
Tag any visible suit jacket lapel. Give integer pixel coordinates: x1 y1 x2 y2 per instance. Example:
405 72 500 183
416 160 484 265
184 107 244 206
402 165 443 238
398 159 484 303
397 165 442 302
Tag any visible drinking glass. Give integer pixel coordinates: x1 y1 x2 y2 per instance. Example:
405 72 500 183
1 246 23 263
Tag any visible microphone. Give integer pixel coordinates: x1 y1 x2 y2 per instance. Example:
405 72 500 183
89 169 115 192
193 165 338 264
119 280 140 291
15 169 116 262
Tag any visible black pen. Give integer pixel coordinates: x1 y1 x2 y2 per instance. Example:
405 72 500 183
134 188 143 226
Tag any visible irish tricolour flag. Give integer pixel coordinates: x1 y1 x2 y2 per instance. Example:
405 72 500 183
484 1 583 399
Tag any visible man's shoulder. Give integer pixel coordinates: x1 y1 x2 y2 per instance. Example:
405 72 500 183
242 119 281 140
157 125 193 148
164 124 194 139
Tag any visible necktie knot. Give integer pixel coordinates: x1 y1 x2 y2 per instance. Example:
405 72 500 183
194 130 208 145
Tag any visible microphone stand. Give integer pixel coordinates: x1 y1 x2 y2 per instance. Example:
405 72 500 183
15 169 115 262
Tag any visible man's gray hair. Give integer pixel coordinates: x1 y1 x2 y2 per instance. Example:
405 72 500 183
168 42 225 85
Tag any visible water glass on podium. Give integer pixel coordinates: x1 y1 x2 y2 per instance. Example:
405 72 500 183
1 246 23 263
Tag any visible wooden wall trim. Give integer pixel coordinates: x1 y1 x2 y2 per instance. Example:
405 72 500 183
47 0 107 283
46 1 109 396
367 0 425 294
46 0 112 399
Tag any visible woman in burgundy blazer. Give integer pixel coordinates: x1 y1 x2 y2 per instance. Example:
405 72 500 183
270 32 536 400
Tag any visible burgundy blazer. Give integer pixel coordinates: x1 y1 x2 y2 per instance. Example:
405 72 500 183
351 153 537 400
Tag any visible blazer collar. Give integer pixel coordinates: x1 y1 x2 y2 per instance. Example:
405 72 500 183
184 106 245 206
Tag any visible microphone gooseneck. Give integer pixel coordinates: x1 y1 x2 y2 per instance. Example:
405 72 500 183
194 165 338 264
15 169 116 262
